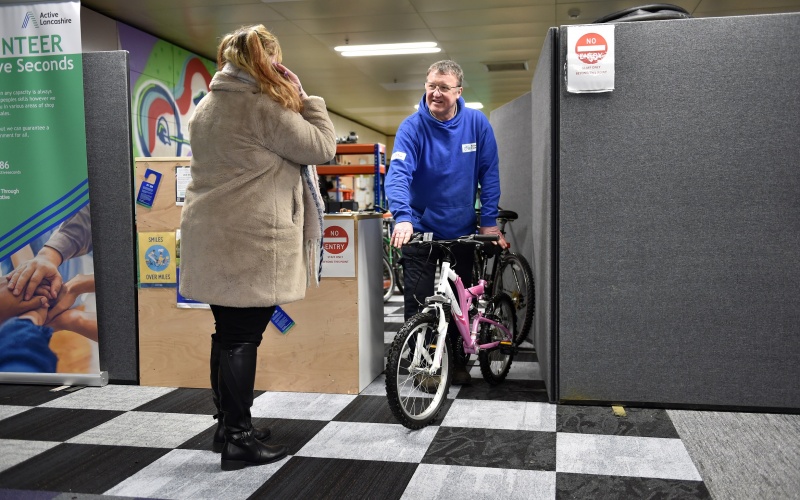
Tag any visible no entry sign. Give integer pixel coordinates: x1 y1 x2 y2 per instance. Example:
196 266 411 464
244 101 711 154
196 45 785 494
566 24 615 93
322 219 355 277
575 33 608 65
323 225 349 254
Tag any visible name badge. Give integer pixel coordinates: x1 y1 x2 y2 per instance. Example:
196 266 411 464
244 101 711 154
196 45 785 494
462 143 477 153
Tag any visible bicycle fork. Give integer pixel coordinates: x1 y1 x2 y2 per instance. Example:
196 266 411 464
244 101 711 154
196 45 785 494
412 301 450 376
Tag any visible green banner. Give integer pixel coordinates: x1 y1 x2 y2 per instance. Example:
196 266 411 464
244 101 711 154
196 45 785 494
0 1 88 262
0 1 98 378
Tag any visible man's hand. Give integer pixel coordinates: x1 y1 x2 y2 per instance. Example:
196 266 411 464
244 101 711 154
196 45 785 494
0 286 48 324
479 226 509 249
5 246 63 300
391 221 414 249
45 274 94 324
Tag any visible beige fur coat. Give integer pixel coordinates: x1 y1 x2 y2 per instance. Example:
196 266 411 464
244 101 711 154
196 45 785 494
179 71 336 307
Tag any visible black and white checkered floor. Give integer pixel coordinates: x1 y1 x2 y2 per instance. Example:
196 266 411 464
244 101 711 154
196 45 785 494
0 294 715 499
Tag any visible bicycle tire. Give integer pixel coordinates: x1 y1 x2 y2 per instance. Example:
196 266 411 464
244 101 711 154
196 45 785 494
478 293 516 385
385 313 452 429
497 252 534 344
382 256 395 302
392 247 405 294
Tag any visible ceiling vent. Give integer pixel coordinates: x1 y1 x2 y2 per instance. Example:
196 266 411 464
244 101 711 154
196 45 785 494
484 61 529 72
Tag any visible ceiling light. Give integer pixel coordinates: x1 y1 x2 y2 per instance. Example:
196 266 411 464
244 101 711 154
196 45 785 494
335 42 441 57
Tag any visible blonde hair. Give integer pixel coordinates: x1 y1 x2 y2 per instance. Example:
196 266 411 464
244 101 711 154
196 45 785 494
217 25 302 112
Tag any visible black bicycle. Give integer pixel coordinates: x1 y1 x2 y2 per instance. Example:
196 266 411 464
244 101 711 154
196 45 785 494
473 209 534 345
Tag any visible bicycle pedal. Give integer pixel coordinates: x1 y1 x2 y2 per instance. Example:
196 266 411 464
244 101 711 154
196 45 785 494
499 341 517 355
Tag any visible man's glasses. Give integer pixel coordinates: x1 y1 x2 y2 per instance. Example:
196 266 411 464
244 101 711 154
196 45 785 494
425 82 460 94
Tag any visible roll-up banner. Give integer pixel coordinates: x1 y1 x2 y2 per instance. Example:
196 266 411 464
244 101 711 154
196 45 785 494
0 1 106 385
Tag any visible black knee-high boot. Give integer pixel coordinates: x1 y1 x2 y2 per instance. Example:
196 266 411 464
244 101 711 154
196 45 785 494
219 342 288 470
210 340 271 453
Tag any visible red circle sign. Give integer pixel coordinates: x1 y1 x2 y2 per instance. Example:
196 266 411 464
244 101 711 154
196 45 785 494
575 33 608 65
323 225 349 255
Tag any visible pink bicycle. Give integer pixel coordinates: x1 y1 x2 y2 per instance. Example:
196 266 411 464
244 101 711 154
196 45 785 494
385 233 517 429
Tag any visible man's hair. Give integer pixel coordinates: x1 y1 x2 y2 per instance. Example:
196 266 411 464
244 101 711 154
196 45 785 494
427 60 463 87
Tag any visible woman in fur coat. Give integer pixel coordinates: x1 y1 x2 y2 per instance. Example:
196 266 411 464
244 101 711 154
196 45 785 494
179 24 336 471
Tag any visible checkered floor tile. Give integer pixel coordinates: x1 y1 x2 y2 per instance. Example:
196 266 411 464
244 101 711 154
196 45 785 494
0 292 712 499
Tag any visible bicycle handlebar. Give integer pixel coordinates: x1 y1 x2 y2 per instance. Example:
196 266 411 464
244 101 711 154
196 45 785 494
406 232 499 246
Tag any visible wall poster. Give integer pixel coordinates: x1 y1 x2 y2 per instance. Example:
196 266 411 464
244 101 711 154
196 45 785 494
0 1 103 383
117 22 215 158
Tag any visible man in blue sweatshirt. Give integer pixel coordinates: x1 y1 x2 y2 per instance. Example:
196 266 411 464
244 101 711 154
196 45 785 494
385 60 508 385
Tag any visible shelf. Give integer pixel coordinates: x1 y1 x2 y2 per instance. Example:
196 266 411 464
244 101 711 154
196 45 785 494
321 143 387 209
318 165 386 175
335 143 386 155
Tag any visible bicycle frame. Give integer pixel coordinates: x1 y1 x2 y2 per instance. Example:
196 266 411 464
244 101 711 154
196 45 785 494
417 259 512 375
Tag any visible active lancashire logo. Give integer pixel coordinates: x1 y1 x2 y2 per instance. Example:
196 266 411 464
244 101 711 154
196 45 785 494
21 10 73 28
21 12 38 29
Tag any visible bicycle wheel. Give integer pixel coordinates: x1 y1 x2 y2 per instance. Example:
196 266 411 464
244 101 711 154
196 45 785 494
392 247 404 294
472 247 484 285
385 313 452 429
478 293 516 385
382 256 395 302
496 252 534 344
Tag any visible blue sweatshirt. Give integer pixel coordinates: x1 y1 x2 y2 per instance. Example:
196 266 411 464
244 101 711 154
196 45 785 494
385 94 500 240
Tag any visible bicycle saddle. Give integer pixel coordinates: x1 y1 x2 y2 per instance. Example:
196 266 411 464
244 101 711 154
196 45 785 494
497 210 518 222
593 4 691 23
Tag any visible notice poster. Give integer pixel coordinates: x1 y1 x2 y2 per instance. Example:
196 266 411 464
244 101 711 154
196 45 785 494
0 2 100 378
138 232 177 287
321 219 355 278
566 24 615 93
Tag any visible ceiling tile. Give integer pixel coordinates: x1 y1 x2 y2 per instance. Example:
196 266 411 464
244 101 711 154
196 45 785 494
420 5 556 28
292 14 428 34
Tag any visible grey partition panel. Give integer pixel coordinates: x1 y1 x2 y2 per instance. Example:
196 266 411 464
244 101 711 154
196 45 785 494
489 93 536 346
83 51 138 384
556 14 800 408
489 92 534 264
530 28 557 402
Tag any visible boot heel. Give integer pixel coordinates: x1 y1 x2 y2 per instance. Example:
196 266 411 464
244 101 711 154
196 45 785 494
221 458 247 471
212 440 224 453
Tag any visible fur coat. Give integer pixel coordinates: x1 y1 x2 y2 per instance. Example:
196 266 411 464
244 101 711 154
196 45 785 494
179 70 336 307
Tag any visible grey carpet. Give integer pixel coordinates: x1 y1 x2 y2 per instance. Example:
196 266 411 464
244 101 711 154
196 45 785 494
668 410 800 500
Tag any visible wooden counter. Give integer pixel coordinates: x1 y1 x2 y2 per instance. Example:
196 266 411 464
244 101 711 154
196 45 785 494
134 157 384 394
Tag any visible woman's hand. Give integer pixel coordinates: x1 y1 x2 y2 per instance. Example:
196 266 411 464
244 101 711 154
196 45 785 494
5 246 64 300
45 274 95 324
274 62 307 98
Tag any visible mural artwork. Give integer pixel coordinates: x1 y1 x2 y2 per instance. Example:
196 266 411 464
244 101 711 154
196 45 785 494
118 23 216 158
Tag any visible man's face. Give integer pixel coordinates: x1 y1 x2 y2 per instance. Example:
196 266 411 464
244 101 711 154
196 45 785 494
425 71 461 119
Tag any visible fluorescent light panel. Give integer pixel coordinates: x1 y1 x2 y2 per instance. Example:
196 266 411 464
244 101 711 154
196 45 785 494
335 42 441 57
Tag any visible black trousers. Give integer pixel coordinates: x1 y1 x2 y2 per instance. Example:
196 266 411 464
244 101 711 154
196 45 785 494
210 305 276 348
401 243 475 321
